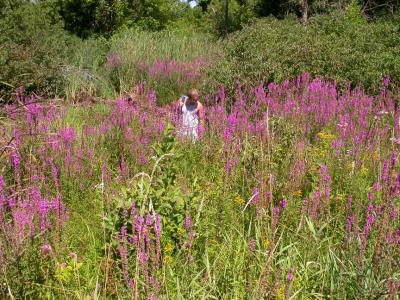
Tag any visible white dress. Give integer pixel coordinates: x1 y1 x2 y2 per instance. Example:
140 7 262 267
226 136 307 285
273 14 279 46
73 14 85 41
178 96 199 142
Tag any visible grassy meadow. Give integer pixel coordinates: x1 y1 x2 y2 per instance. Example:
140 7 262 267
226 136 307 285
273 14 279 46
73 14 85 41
1 8 400 300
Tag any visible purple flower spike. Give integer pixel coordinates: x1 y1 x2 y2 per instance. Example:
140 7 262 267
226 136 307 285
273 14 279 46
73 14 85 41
280 199 288 209
41 244 52 256
287 267 295 282
249 239 256 255
184 215 192 230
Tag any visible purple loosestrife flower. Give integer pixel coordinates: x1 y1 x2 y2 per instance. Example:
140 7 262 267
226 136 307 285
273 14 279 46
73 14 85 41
272 206 280 234
119 157 128 178
154 214 161 238
287 267 295 282
70 252 77 261
135 216 144 235
376 205 382 217
154 213 161 264
390 203 398 220
280 199 288 209
139 251 148 265
60 127 76 144
130 235 138 245
347 195 353 211
41 244 52 255
382 159 390 183
0 175 6 206
368 191 374 202
346 216 353 242
184 215 192 231
12 151 20 169
38 200 50 234
383 75 391 88
310 191 321 220
146 213 152 227
284 267 296 299
392 150 398 168
249 239 256 255
115 235 131 287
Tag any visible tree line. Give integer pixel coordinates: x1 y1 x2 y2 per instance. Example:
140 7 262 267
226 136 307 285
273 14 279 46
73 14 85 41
1 0 399 38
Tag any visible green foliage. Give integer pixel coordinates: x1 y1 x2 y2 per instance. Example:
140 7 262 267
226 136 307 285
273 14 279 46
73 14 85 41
207 0 257 35
205 16 400 94
0 1 78 101
105 125 195 250
344 0 366 25
55 255 83 284
56 0 189 38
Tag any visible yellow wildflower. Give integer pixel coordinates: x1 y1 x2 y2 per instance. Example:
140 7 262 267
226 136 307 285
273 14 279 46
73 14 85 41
276 286 285 300
164 242 174 254
373 150 380 161
292 190 302 197
163 255 173 265
177 227 186 236
263 239 270 249
361 165 368 176
317 131 336 141
234 195 245 206
336 193 344 201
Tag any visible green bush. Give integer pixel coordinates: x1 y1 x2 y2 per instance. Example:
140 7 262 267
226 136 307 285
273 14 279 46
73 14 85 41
0 2 78 102
205 15 400 94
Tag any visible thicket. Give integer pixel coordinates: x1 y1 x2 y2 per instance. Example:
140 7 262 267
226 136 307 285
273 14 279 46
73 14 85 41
0 1 79 101
206 13 400 94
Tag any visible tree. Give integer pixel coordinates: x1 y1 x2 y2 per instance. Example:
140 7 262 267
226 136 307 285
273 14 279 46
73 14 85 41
302 0 308 22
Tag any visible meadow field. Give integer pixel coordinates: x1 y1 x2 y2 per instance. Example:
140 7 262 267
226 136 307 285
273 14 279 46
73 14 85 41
2 70 400 298
1 1 400 299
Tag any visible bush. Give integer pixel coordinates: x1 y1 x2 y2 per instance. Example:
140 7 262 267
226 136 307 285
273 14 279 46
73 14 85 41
205 15 400 94
0 2 78 102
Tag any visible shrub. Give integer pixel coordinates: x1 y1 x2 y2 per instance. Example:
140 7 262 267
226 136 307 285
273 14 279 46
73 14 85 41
0 2 78 102
205 15 400 94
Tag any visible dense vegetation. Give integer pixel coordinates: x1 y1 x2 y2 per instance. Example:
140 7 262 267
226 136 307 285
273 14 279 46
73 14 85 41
1 0 400 299
1 0 400 102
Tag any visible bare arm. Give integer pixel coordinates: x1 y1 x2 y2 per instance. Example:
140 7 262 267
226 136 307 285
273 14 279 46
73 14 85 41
197 102 205 128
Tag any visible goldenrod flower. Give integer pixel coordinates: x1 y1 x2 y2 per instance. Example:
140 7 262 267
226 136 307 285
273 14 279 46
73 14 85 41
235 195 245 206
361 165 368 176
164 242 174 254
276 286 285 300
317 131 336 141
373 150 380 161
336 193 344 201
292 190 302 197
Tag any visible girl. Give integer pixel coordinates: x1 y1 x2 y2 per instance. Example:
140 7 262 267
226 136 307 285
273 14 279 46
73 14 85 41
176 89 205 142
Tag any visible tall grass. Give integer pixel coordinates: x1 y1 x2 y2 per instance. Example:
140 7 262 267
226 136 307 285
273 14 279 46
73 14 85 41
63 29 217 104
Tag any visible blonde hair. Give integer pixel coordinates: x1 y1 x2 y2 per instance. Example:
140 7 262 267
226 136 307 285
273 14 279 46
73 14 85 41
188 88 199 100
